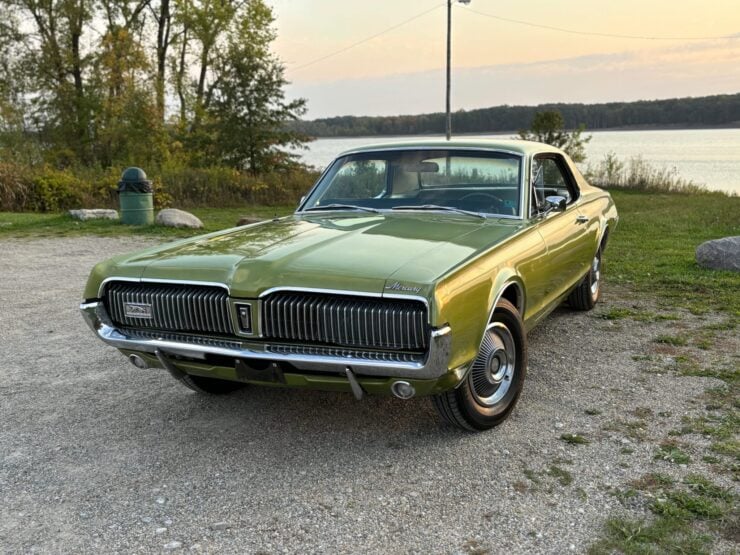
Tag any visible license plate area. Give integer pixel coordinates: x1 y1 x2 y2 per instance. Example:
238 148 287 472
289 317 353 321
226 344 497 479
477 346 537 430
235 359 286 384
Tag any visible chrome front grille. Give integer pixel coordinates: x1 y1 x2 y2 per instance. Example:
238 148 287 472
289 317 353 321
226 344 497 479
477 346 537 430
104 282 234 336
261 292 428 351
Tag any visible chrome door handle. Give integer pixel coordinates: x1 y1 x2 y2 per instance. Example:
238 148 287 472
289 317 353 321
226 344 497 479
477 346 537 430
576 215 588 224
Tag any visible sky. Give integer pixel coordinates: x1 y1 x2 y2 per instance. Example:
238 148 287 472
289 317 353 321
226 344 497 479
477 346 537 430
267 0 740 119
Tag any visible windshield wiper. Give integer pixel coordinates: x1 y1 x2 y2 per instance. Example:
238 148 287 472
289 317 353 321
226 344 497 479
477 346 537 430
304 203 380 214
391 204 486 219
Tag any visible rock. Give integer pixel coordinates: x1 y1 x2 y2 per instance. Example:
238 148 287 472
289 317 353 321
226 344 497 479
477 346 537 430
210 521 230 531
695 236 740 271
163 541 182 550
155 527 167 535
236 216 263 227
155 209 203 229
68 209 118 221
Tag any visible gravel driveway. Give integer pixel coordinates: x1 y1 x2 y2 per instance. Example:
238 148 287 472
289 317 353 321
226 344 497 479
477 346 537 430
0 237 735 554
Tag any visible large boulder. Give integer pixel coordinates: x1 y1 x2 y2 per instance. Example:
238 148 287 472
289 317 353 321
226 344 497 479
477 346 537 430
69 209 118 221
695 236 740 271
155 208 203 229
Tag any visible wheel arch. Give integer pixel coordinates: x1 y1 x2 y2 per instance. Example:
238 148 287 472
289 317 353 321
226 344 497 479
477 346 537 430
489 271 525 319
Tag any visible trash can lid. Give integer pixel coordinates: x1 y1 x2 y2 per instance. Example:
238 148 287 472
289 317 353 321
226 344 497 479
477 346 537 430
119 167 151 186
118 167 153 193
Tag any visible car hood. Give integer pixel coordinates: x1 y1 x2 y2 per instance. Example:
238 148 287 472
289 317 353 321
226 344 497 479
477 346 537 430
105 213 525 298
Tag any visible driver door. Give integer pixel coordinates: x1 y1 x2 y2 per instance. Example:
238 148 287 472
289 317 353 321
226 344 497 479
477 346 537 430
530 154 591 311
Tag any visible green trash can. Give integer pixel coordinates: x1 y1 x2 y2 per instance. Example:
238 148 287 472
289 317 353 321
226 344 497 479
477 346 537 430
118 167 154 225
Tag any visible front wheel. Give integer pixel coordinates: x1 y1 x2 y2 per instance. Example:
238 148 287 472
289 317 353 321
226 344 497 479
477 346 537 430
432 298 527 431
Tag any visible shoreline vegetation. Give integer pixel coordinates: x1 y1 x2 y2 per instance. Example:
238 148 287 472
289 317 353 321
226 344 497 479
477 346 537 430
301 123 740 141
290 93 740 138
584 153 725 196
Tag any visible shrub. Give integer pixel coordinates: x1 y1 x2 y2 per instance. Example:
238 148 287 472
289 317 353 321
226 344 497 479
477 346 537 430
0 164 93 212
585 152 714 194
0 163 320 212
29 169 87 212
158 165 319 207
0 162 32 211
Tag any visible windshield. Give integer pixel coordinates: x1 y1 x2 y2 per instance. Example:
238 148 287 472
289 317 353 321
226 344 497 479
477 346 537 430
301 149 523 217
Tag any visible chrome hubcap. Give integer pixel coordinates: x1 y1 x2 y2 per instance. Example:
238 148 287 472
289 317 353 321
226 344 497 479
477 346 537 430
590 254 601 297
469 322 516 407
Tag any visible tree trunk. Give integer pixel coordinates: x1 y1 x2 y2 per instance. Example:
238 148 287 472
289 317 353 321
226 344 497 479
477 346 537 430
175 28 188 124
69 1 87 161
155 0 170 121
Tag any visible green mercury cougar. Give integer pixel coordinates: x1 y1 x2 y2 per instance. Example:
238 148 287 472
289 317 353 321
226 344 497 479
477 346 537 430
81 139 617 431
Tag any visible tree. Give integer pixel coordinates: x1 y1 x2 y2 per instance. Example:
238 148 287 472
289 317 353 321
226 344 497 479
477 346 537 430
518 110 591 163
0 0 308 171
206 0 307 173
6 0 96 163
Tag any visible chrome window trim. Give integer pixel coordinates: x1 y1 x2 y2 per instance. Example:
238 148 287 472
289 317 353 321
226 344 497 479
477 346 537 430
528 152 582 217
339 145 525 158
97 277 230 299
295 147 526 220
296 158 340 212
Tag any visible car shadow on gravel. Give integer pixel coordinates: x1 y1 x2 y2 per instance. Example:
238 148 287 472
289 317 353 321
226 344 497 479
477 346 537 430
123 381 477 456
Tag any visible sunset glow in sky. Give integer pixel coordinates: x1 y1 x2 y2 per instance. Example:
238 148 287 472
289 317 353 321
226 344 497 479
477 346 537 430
267 0 740 118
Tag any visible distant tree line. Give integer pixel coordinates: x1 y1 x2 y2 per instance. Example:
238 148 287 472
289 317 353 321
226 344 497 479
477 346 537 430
291 93 740 137
0 0 307 174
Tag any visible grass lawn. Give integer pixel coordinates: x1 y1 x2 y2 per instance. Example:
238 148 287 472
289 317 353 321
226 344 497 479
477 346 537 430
605 191 739 315
0 205 296 239
1 190 738 313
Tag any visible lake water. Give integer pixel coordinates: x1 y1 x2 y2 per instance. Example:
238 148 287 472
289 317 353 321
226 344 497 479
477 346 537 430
291 128 740 194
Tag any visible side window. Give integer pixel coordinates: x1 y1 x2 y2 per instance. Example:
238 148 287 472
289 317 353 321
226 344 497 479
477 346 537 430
325 160 387 199
531 157 574 215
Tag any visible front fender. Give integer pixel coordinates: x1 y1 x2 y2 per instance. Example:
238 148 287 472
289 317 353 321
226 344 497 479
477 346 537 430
434 263 526 372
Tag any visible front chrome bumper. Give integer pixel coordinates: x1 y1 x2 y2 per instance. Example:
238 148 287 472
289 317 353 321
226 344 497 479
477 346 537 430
80 301 455 380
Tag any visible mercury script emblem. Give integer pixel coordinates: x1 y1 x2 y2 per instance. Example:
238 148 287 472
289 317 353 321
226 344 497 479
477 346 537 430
384 282 422 294
123 303 153 319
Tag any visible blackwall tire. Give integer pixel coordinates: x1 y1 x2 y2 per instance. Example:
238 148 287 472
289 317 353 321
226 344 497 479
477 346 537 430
568 249 602 311
432 298 527 431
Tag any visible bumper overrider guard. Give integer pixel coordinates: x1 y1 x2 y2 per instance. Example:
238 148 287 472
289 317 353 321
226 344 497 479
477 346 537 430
79 301 456 381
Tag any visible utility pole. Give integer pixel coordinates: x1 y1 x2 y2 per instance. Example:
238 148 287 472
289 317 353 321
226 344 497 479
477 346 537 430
446 0 452 141
446 0 470 141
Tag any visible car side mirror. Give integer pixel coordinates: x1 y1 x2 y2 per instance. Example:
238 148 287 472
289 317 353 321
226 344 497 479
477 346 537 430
545 195 567 211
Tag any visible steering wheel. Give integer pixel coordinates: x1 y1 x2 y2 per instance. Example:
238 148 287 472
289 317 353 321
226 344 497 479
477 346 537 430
459 192 506 212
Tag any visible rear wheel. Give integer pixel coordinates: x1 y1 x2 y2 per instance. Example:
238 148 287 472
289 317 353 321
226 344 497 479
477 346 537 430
180 374 245 395
568 249 602 311
432 298 527 431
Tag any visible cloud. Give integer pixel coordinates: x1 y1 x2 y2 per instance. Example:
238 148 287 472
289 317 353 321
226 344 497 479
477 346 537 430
288 40 740 118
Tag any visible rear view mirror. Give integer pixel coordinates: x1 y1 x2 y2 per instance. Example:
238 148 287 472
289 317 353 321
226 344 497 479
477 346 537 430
545 195 567 211
400 161 439 173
